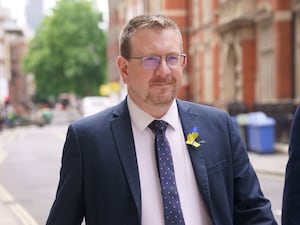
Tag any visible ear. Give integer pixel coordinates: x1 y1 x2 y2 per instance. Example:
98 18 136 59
117 56 129 84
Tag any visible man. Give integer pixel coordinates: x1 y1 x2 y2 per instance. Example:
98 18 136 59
282 103 300 225
46 14 277 225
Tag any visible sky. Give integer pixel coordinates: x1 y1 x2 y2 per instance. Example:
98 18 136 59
0 0 108 27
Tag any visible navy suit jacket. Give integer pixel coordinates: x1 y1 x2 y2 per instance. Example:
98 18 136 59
282 103 300 225
46 99 276 225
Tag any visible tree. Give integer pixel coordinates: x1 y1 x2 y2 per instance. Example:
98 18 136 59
22 0 107 100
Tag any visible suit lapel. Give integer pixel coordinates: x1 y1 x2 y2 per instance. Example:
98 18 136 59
108 99 214 224
177 100 214 219
110 100 141 223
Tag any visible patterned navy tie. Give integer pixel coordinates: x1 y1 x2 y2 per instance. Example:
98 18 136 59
149 120 185 225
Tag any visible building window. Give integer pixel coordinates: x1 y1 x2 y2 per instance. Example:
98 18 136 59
203 47 213 102
192 0 199 28
223 44 238 103
145 0 161 12
256 21 275 102
0 44 3 58
218 0 227 5
0 65 4 77
194 51 200 103
202 1 212 25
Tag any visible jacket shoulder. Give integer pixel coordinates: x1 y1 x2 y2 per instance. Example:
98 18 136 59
177 99 229 118
71 99 128 131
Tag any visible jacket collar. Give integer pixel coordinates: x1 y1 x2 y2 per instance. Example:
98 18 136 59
110 98 142 223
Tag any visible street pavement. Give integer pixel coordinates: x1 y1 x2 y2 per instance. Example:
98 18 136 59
249 142 288 177
0 126 289 225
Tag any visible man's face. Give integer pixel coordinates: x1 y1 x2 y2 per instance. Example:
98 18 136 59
118 28 186 113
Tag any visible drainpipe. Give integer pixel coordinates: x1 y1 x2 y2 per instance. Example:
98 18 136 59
291 11 295 99
185 0 191 100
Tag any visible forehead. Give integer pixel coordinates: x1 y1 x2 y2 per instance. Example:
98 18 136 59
130 28 182 54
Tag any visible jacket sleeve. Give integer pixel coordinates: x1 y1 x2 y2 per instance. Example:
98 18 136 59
282 104 300 225
228 112 277 225
46 124 85 225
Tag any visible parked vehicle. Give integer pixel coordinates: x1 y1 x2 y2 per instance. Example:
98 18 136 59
80 96 113 117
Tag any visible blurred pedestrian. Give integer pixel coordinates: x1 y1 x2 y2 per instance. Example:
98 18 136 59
282 103 300 225
3 99 14 127
46 14 277 225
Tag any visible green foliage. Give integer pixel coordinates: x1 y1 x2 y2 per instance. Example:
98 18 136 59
22 0 107 99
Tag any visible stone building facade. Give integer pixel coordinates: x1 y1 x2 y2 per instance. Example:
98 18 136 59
107 0 297 109
5 29 30 115
0 6 29 116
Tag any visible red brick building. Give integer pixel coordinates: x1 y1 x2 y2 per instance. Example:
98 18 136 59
107 0 298 109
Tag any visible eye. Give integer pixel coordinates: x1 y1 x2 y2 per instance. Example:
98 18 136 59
143 56 160 63
142 56 160 69
166 55 179 65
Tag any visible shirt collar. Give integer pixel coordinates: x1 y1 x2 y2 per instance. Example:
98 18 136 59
127 96 179 132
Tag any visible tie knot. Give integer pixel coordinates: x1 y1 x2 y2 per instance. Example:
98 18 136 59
148 120 168 134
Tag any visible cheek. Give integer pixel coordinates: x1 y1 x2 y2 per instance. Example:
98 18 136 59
173 69 184 82
128 68 150 87
128 74 146 89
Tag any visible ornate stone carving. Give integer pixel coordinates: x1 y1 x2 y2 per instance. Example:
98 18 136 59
216 0 256 33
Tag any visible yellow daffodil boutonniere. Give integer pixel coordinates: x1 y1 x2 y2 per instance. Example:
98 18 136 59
186 127 205 148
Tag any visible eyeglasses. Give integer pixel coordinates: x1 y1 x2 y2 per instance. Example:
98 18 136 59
129 54 187 70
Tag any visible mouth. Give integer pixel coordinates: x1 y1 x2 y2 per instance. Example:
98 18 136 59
150 79 174 87
151 82 171 86
150 83 173 91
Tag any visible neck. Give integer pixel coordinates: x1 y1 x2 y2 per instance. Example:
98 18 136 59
128 95 174 118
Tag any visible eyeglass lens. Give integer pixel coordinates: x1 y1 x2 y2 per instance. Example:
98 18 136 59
142 55 184 69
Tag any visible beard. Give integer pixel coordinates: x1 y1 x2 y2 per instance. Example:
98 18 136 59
146 86 175 105
127 76 179 110
128 83 176 107
146 77 177 105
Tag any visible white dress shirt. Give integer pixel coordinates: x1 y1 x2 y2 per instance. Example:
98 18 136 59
127 97 212 225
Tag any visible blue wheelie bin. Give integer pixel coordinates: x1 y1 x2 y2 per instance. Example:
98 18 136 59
246 112 276 153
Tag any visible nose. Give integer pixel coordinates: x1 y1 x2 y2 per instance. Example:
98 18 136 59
155 57 171 75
